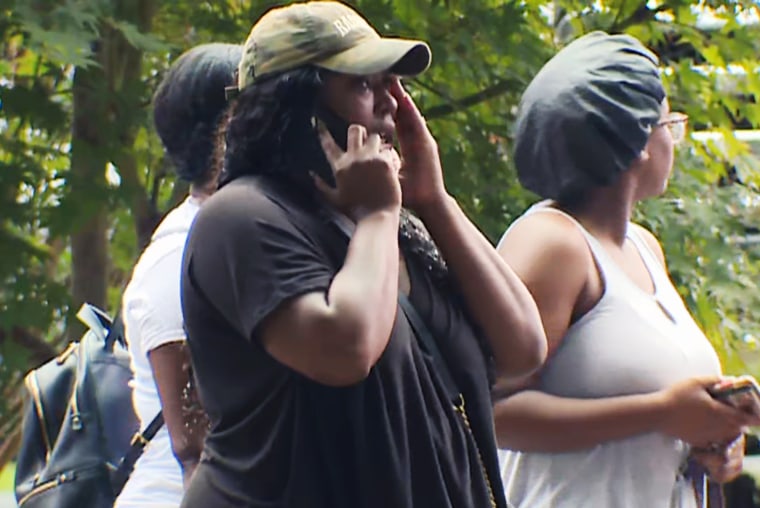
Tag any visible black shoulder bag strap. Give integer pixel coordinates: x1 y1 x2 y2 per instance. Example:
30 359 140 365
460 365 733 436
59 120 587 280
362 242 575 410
327 215 461 402
329 215 501 506
397 294 460 403
111 411 165 494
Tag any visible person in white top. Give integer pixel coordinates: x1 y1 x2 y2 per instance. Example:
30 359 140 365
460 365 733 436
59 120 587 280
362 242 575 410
114 43 241 508
494 31 760 507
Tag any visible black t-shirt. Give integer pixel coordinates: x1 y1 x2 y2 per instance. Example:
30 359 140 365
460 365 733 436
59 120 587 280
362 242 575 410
180 176 507 508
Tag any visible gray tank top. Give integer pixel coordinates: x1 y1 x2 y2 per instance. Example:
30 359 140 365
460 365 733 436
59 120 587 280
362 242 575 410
498 204 721 508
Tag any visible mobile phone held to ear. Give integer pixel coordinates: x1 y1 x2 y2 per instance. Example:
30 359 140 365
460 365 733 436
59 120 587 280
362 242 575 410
309 106 351 188
316 105 350 151
709 375 760 417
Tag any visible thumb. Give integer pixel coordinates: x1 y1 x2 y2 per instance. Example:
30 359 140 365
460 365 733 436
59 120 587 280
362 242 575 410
695 375 724 389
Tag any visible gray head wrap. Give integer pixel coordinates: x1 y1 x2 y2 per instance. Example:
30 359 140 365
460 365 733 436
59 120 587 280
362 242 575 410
513 31 666 200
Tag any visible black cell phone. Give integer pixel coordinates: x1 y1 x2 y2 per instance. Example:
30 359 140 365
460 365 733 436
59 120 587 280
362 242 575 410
310 105 351 188
710 376 760 417
316 105 350 151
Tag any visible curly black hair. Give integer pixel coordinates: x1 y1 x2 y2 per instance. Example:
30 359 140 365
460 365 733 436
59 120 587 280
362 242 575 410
218 66 449 284
220 66 326 190
153 43 242 187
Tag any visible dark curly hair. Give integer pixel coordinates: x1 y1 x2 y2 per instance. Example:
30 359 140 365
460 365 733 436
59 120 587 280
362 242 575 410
153 43 242 187
218 66 449 284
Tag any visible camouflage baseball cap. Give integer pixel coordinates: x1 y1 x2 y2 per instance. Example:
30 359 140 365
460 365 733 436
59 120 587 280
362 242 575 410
237 1 431 90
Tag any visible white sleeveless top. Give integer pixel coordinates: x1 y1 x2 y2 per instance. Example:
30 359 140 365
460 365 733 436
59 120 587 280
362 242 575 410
498 204 721 508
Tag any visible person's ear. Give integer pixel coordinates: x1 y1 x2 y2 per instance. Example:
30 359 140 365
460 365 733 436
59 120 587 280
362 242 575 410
629 145 650 172
637 146 651 164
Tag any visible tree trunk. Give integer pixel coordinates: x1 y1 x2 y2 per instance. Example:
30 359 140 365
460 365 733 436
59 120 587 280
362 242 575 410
111 0 159 251
68 0 157 330
70 59 109 319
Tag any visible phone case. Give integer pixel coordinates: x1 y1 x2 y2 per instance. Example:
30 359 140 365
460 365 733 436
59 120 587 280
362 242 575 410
711 376 760 417
316 105 350 151
309 106 350 189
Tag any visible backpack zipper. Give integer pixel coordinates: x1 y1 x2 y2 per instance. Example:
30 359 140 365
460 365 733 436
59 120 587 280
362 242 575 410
55 342 77 364
25 372 52 459
17 472 75 506
454 394 497 508
70 387 82 431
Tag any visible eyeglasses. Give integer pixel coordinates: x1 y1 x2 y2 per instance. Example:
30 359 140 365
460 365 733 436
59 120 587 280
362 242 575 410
657 112 688 144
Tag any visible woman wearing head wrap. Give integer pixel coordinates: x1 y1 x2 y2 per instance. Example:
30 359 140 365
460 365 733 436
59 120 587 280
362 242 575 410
114 43 241 508
494 31 759 507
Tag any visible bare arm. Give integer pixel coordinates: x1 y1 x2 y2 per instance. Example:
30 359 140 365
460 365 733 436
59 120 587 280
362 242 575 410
416 195 547 379
388 79 545 380
148 341 206 487
496 377 753 453
495 389 669 452
260 209 400 387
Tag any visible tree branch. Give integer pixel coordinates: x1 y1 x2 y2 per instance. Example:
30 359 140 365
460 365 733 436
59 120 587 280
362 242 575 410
0 327 58 367
423 77 524 120
110 0 161 251
0 421 21 472
0 378 23 472
609 3 669 33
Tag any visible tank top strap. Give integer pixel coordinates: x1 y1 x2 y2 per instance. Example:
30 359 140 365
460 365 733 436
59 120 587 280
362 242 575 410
626 225 667 286
626 225 683 323
505 202 616 277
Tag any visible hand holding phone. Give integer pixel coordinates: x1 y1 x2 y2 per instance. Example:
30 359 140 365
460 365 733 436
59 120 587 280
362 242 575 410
709 375 760 418
316 105 350 152
312 111 402 220
658 376 753 447
309 105 351 189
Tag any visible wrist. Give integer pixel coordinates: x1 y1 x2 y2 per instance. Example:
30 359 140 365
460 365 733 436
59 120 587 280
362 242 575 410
412 192 454 222
352 207 401 233
351 204 401 223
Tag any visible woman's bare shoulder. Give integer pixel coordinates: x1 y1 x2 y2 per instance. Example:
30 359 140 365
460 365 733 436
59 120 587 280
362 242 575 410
499 210 591 273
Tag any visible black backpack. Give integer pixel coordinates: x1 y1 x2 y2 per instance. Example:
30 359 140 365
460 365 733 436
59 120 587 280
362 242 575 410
14 303 163 508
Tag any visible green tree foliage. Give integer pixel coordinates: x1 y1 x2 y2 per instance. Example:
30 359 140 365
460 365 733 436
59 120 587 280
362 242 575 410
1 0 760 467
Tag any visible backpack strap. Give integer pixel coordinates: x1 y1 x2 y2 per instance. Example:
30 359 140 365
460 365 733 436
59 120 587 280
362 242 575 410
106 271 135 351
106 287 163 493
104 311 126 351
76 303 111 341
76 299 161 491
111 410 165 495
76 302 127 351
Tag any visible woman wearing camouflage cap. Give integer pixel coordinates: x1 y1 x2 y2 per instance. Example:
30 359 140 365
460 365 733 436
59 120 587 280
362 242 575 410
494 31 758 507
179 2 546 507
